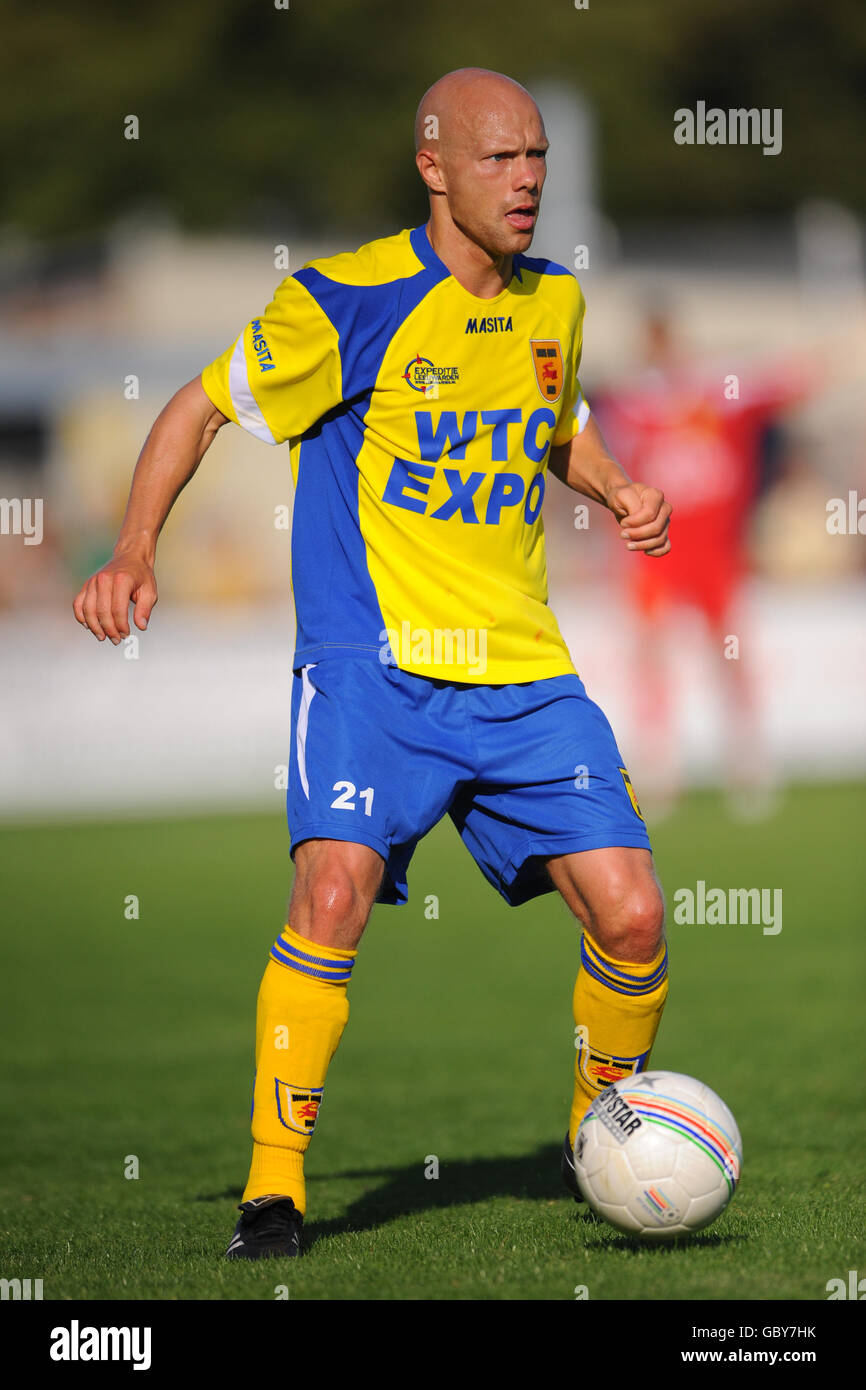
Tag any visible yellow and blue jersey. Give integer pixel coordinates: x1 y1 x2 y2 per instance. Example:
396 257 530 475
201 225 592 683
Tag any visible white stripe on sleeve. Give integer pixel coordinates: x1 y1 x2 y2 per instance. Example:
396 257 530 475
229 332 278 444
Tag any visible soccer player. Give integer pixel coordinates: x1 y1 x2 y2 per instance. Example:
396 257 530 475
73 68 672 1259
595 306 806 815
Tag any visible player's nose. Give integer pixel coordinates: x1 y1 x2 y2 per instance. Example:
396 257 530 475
513 155 541 191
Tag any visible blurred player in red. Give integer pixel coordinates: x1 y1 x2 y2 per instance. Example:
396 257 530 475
595 307 806 816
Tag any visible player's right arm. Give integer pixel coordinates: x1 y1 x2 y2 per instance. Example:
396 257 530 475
73 376 228 642
75 270 344 643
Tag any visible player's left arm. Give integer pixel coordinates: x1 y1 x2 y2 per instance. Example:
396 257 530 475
549 415 672 558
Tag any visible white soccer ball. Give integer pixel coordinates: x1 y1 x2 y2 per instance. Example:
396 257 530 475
573 1070 742 1241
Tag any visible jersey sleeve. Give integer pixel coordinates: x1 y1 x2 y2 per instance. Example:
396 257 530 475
200 274 343 445
553 281 592 447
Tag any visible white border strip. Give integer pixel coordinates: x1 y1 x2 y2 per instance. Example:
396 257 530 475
575 390 591 434
296 663 318 800
229 332 278 444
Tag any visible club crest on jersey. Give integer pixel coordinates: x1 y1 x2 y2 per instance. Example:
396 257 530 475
402 355 459 394
576 1045 648 1094
619 767 644 821
274 1080 324 1135
530 340 564 403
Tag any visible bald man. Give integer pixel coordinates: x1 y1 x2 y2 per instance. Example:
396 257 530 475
74 68 672 1260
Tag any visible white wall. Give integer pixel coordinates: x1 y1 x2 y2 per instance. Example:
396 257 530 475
3 581 864 820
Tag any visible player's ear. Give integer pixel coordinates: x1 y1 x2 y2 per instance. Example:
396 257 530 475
415 148 446 194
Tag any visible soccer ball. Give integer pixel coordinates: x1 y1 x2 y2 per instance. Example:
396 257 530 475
573 1070 742 1241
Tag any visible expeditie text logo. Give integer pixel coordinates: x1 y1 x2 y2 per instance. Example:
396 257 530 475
402 355 460 392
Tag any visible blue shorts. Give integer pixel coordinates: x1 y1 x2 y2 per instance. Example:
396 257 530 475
288 661 651 907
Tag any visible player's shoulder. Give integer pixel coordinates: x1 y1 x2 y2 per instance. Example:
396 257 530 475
298 228 424 289
515 253 586 321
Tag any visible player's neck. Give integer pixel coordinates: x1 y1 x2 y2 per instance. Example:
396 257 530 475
425 219 513 300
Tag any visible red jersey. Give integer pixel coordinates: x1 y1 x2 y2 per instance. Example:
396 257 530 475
596 365 804 620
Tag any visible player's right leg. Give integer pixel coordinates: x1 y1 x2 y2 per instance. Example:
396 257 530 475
227 839 383 1261
227 659 469 1260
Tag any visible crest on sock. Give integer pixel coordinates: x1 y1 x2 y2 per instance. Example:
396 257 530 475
576 1041 649 1094
274 1080 324 1135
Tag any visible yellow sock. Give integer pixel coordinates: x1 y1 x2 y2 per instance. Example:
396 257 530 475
242 924 356 1215
569 933 669 1147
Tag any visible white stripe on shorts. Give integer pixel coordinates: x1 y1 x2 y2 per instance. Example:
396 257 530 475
296 663 318 800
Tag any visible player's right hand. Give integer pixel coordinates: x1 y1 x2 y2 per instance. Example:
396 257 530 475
73 555 158 643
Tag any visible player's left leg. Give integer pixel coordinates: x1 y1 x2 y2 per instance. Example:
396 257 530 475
545 846 668 1148
448 671 669 1191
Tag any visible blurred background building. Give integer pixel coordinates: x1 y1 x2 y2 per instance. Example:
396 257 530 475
1 0 864 817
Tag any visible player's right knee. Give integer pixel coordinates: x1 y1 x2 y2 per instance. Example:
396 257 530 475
311 872 364 928
290 863 372 946
605 888 665 962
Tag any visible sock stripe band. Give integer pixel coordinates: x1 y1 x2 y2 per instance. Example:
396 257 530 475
276 933 355 971
580 937 668 996
270 935 355 983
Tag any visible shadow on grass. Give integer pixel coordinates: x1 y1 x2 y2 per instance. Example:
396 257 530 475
307 1148 743 1253
195 1144 562 1234
582 1227 748 1254
195 1146 745 1254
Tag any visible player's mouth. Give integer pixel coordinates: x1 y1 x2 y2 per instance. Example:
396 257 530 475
505 204 537 232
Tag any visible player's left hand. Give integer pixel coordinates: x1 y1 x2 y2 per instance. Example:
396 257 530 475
606 483 672 557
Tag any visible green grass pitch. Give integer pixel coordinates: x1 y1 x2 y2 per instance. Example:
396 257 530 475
1 783 864 1301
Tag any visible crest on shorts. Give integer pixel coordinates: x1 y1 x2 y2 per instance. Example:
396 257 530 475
576 1044 649 1094
619 767 644 821
530 340 564 403
275 1079 324 1135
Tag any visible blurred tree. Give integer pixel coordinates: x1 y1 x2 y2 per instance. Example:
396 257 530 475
0 0 863 242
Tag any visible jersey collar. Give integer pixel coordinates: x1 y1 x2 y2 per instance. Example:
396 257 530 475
410 224 524 292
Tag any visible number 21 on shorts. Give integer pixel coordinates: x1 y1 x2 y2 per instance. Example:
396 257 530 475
330 781 375 816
